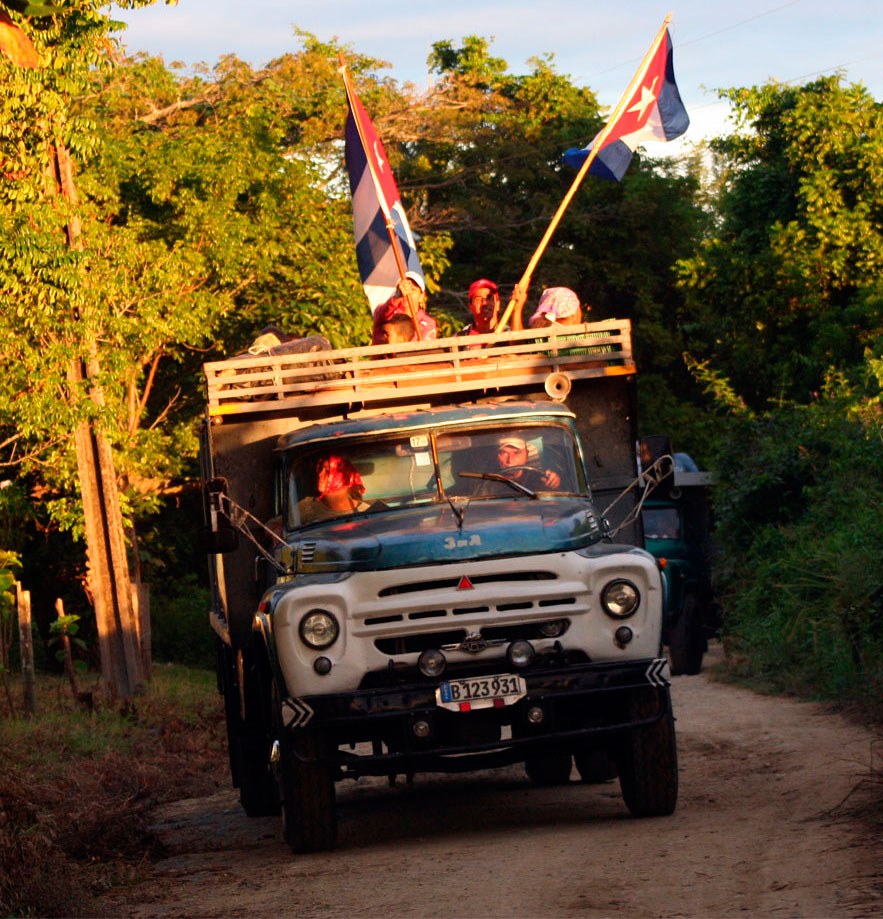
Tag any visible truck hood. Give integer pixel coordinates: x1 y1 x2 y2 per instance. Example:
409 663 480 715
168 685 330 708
283 498 605 572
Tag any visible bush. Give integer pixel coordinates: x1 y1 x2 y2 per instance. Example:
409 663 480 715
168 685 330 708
711 382 883 716
149 574 214 668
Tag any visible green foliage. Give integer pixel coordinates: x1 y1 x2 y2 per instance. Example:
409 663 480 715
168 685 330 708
708 360 883 711
149 575 213 668
402 37 704 338
48 612 87 668
677 76 883 408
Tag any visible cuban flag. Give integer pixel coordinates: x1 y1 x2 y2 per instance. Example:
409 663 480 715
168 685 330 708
341 64 425 312
563 22 688 181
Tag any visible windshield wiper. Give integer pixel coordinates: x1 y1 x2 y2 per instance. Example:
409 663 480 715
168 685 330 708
459 471 537 498
443 489 466 527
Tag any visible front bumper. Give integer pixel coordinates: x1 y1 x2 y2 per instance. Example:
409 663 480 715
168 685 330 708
285 657 671 777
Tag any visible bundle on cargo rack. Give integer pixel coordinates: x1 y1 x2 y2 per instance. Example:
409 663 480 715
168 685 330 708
204 319 634 418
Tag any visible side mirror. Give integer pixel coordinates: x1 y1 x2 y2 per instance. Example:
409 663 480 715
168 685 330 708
197 524 239 554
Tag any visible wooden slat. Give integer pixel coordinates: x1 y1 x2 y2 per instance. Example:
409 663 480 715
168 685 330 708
204 320 635 418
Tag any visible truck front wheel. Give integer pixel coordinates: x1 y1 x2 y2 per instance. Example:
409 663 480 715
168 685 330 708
277 728 337 853
616 689 678 817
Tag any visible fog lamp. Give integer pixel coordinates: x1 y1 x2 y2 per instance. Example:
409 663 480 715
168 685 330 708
527 705 544 724
507 640 536 668
412 720 431 739
539 619 566 638
418 648 446 677
614 626 633 647
313 656 333 674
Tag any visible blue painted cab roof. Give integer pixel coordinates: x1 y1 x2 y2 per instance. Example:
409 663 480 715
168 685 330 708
275 401 575 452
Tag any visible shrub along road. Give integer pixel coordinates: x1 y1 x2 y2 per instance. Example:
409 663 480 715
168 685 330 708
110 643 883 918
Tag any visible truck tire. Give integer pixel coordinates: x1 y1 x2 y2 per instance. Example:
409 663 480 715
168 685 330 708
667 591 705 676
234 737 279 817
217 639 279 817
616 689 678 817
574 748 617 783
524 753 573 785
277 728 337 853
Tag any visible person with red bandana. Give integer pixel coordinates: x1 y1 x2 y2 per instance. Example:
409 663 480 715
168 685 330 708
298 455 371 523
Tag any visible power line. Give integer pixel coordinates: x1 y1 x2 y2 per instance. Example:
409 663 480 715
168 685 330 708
577 0 804 83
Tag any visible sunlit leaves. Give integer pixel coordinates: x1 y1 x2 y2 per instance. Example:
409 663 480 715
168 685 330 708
0 11 38 68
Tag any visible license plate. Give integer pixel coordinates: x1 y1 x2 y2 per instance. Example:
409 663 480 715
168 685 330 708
436 673 526 711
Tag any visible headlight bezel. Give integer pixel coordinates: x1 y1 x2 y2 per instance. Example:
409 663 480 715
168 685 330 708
601 579 641 619
299 609 340 649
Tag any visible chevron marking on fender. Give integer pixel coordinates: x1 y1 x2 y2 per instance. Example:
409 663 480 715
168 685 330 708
645 658 670 687
282 697 315 728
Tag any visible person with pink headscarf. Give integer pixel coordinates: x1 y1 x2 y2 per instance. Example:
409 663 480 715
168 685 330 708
527 287 585 329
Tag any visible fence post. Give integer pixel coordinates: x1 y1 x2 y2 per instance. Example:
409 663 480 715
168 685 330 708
16 583 35 718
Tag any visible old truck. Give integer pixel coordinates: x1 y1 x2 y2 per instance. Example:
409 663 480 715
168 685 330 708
639 439 719 676
199 321 677 852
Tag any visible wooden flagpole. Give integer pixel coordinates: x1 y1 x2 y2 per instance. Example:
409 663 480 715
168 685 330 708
339 54 423 338
495 13 673 332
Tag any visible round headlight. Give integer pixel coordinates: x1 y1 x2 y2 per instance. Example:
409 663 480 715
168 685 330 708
601 579 640 619
299 609 339 649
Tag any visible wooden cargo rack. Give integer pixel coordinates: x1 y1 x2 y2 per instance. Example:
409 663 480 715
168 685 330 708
203 319 635 418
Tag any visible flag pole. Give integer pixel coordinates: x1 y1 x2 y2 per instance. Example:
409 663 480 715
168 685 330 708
495 13 673 332
339 53 423 338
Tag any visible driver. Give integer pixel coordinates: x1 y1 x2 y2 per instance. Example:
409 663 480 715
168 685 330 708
298 455 370 523
496 435 561 490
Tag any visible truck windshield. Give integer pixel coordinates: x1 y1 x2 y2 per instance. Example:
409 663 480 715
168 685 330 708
285 423 584 529
642 507 681 540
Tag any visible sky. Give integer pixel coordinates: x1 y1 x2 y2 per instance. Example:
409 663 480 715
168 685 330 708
111 0 883 147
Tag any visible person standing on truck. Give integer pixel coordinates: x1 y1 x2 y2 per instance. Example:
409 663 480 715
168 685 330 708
371 272 437 345
496 435 561 490
458 279 527 340
298 455 371 523
527 287 585 329
376 313 416 346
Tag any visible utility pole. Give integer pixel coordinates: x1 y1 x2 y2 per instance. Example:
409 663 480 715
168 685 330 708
54 142 145 700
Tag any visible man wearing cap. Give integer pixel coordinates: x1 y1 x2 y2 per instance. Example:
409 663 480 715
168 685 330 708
371 271 438 345
458 279 526 340
496 435 561 491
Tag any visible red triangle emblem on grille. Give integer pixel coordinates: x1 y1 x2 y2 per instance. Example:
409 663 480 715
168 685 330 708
457 576 474 590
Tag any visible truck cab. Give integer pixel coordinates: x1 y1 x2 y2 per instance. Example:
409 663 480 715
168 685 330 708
200 322 678 851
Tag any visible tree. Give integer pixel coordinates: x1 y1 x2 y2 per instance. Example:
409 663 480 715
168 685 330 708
677 76 883 408
390 37 703 346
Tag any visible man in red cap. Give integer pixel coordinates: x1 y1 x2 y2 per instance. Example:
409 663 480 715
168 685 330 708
458 279 526 340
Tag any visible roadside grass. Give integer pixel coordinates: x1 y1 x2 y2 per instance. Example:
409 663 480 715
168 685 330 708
0 665 226 918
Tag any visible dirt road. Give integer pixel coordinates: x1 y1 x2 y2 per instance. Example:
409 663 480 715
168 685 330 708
113 644 883 918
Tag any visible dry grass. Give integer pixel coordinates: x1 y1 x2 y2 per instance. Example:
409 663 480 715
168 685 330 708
0 665 226 917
